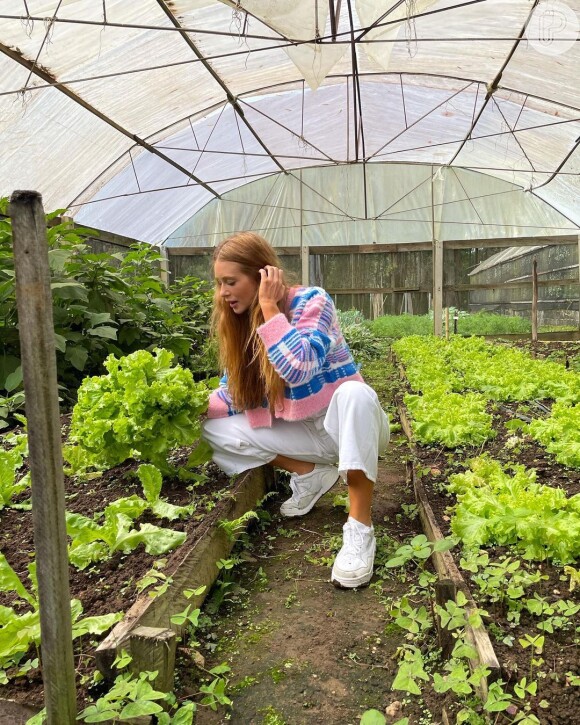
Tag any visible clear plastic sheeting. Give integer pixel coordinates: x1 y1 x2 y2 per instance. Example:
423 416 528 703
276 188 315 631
164 164 576 248
0 0 578 242
74 78 580 242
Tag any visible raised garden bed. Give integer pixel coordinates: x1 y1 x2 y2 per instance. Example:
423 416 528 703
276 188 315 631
393 345 580 725
0 443 272 716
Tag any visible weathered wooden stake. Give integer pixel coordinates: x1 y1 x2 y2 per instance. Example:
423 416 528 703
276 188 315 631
577 234 580 331
435 579 457 658
10 190 77 724
531 258 538 342
301 244 310 286
432 238 443 336
444 307 450 340
128 627 177 693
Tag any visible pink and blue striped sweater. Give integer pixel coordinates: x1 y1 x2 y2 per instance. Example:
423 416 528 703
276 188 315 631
207 286 364 428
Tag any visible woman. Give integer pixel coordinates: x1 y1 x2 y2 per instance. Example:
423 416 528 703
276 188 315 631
202 232 389 588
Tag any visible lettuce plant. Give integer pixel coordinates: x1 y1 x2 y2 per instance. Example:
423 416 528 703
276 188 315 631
65 348 214 473
0 553 121 675
0 431 30 509
448 456 580 563
528 402 580 468
404 388 494 448
66 505 187 570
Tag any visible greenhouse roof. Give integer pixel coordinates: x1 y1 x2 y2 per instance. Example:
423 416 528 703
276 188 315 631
1 0 579 245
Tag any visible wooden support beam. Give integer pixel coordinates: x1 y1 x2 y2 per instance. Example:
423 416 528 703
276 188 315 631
158 245 170 288
10 190 77 724
531 258 539 342
451 277 579 291
164 235 578 256
432 238 443 336
301 245 310 286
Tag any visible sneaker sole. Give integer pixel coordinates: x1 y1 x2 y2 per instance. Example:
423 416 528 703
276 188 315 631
330 570 373 589
279 474 339 517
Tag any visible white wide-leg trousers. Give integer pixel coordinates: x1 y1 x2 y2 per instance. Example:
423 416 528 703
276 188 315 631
201 381 389 484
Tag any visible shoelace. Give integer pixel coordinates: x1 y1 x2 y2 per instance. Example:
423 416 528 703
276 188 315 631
342 524 366 556
288 475 303 502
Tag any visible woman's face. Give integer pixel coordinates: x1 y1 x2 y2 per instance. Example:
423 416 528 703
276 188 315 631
214 259 259 315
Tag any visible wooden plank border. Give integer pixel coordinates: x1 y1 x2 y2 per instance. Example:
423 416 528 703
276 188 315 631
394 380 501 695
96 465 274 684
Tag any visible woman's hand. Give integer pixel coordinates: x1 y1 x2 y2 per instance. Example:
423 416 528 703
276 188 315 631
258 266 285 320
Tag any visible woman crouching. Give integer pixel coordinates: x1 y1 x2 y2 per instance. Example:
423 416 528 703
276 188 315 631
202 232 389 588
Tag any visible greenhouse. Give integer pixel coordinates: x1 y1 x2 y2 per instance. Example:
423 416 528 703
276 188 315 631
0 1 579 723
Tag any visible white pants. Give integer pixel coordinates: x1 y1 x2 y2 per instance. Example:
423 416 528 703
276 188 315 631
202 381 389 484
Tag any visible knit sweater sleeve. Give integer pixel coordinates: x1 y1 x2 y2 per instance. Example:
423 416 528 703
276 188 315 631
207 373 236 419
206 373 273 427
256 287 337 385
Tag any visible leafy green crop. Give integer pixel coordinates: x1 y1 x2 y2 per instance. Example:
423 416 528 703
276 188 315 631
528 402 580 468
405 389 495 448
0 431 30 509
0 553 121 674
65 348 214 473
393 335 580 453
336 309 384 362
136 463 195 520
66 504 187 570
1 199 214 425
448 456 580 563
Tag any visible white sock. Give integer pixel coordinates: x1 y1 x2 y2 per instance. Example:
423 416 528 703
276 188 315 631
348 516 373 532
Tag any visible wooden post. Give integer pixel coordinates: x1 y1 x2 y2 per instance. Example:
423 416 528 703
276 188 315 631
435 579 457 658
158 244 170 288
301 244 309 286
432 239 443 336
10 191 77 723
531 258 538 342
444 307 450 340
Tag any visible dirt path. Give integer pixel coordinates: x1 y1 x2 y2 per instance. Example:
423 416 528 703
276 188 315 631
192 441 429 725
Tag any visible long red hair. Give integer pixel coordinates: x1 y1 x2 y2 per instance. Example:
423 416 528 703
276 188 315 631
211 232 289 411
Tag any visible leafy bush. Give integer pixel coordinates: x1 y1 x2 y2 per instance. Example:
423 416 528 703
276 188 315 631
336 309 383 362
65 348 215 473
0 199 213 424
371 311 532 339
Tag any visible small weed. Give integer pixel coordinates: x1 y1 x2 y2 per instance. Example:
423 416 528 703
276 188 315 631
284 591 299 609
260 705 287 724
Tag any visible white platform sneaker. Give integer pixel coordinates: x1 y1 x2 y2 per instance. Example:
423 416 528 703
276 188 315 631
279 464 339 517
331 518 376 589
